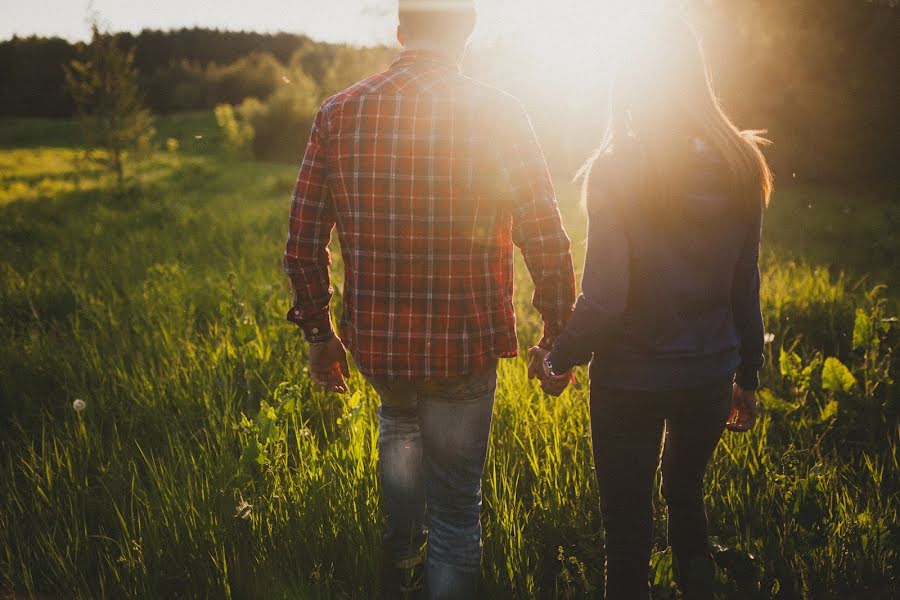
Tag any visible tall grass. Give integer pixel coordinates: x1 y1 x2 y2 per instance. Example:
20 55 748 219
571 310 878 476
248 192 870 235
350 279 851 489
0 123 896 598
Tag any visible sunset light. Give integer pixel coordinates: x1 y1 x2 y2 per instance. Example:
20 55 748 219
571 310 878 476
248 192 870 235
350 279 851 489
1 0 897 597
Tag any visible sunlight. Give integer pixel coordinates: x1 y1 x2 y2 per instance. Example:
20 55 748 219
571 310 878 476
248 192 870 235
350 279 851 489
472 0 668 106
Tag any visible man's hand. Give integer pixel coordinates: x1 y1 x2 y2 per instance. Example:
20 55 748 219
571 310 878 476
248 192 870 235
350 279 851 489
527 346 549 381
309 336 350 394
527 346 573 397
726 383 759 433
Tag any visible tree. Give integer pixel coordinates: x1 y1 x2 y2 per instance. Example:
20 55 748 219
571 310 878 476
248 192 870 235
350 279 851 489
64 22 155 187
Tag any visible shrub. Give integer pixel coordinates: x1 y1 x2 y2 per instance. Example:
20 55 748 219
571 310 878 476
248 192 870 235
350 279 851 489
238 69 321 163
214 104 254 159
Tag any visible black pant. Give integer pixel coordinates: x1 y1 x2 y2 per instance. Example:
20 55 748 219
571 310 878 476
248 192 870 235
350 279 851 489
590 377 733 600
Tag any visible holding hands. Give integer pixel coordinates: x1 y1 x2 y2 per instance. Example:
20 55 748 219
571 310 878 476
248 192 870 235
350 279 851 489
527 346 574 397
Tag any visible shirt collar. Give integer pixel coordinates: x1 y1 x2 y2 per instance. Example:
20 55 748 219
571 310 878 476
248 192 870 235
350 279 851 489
392 49 461 72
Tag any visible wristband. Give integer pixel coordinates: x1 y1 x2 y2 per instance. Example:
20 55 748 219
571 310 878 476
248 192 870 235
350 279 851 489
544 354 564 378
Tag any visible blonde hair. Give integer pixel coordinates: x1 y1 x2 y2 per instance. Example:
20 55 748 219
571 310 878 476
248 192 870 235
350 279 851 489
578 13 773 211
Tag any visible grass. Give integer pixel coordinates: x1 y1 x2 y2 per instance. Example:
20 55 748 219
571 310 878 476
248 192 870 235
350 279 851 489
0 114 897 599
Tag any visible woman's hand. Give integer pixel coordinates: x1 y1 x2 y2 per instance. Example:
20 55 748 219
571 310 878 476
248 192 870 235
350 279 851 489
726 383 759 433
527 346 573 397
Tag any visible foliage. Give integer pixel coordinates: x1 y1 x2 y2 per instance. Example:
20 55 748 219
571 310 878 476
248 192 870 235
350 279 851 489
238 68 323 163
0 116 897 598
3 0 897 181
214 104 254 160
63 23 155 187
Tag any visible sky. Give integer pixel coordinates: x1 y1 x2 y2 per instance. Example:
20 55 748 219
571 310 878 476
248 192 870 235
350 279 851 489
0 0 543 46
0 1 394 45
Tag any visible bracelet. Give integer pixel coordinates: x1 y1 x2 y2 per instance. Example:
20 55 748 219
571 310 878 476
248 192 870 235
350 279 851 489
543 354 564 378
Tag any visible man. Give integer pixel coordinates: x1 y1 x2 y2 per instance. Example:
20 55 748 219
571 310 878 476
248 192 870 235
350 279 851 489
283 0 576 596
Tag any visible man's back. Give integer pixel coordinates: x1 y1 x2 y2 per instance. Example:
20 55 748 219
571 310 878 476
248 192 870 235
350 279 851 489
285 50 575 379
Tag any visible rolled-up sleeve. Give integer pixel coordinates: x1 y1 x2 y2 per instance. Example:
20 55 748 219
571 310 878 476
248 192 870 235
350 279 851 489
283 107 336 334
503 104 576 341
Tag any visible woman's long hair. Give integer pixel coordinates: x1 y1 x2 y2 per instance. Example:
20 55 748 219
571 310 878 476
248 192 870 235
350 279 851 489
578 13 773 211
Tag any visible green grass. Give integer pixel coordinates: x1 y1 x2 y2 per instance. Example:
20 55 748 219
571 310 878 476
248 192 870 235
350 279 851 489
0 114 897 599
763 185 900 295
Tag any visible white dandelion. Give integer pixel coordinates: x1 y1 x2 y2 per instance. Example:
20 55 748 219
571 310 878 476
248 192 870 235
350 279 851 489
764 333 776 344
72 398 86 412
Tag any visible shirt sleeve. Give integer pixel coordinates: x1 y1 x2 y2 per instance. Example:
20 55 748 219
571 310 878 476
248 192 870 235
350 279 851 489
283 107 336 338
548 163 629 372
503 104 577 341
732 201 765 390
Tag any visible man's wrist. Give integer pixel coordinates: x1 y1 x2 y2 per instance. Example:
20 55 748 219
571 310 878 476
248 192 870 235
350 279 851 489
286 306 334 343
538 335 555 351
302 318 335 344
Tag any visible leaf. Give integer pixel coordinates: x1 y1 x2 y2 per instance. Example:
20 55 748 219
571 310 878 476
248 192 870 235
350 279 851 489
779 349 802 380
819 399 839 421
758 389 798 414
241 440 264 467
821 357 856 395
852 309 873 351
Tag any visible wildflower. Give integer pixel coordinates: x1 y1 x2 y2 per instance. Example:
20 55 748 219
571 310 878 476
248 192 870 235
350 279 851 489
764 333 775 344
72 398 86 412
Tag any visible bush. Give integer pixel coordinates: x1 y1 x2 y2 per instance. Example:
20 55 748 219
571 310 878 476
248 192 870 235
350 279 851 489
238 69 321 163
214 104 254 159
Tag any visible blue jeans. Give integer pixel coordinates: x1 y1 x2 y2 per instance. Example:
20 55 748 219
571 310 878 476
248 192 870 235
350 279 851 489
368 361 497 600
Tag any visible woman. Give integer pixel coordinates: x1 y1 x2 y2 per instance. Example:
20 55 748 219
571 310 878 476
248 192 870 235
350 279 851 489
535 13 771 600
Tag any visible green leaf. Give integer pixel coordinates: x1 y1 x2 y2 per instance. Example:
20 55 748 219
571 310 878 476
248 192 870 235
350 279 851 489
779 349 802 380
821 357 856 395
819 399 839 421
241 440 264 467
758 389 799 414
852 309 873 350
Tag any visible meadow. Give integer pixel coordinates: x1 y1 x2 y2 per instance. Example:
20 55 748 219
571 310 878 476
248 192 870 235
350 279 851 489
0 114 897 599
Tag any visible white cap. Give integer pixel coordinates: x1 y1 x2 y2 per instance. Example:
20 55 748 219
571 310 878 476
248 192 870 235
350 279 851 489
398 0 475 12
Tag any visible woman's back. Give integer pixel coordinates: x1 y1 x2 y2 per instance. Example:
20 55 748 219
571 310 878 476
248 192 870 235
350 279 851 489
575 139 764 391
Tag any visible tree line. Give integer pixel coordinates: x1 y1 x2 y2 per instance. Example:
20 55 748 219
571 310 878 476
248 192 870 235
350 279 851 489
0 29 392 119
1 0 897 183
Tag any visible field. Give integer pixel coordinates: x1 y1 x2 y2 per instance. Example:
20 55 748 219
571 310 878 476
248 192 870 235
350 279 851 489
0 114 897 599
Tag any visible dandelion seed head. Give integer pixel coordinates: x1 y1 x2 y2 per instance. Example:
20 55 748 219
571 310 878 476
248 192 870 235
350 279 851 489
72 398 86 412
764 333 776 344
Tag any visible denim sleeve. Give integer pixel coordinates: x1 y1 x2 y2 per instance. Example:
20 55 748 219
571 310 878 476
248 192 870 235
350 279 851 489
732 202 765 391
548 182 629 373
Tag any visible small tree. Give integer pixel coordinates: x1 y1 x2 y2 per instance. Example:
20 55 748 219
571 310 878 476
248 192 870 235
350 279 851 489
64 22 154 187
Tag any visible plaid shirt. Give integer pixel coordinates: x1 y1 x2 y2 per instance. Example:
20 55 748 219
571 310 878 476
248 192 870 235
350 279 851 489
284 50 575 379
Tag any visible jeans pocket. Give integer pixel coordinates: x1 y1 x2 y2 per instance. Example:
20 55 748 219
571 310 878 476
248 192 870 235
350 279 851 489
428 363 497 402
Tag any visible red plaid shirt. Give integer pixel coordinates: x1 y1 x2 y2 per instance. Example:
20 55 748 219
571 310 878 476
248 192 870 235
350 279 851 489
284 50 576 378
